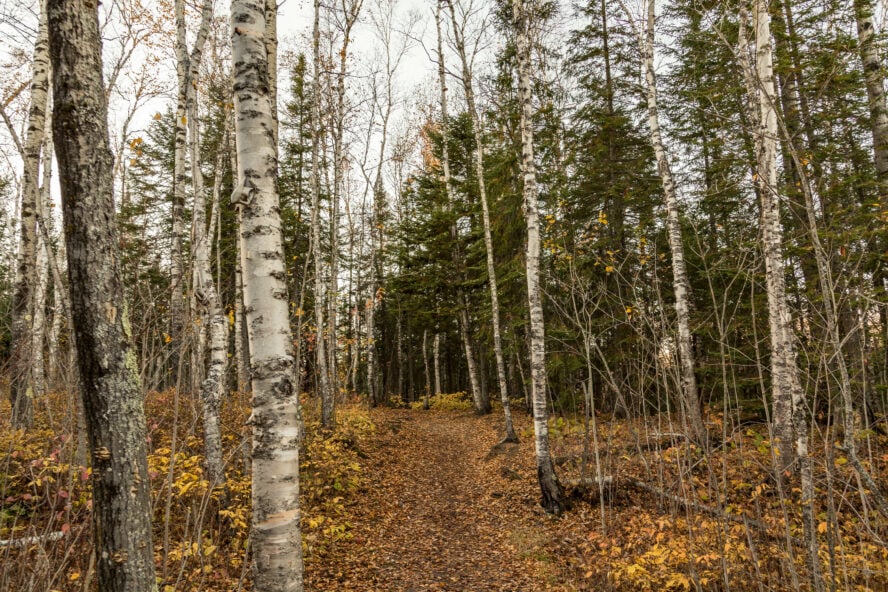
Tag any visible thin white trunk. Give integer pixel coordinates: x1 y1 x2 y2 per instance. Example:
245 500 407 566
636 0 705 445
423 329 431 408
233 139 251 393
172 0 213 389
328 0 362 409
171 0 188 367
855 0 888 195
740 1 820 586
11 1 50 428
434 0 486 414
190 83 227 488
433 332 442 396
311 0 333 424
511 0 563 513
446 0 515 438
32 94 53 401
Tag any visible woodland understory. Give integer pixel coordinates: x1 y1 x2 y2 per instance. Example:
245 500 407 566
2 395 888 591
0 0 887 589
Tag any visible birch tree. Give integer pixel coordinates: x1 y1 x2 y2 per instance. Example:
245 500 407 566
617 0 706 445
189 93 227 487
511 0 564 513
435 0 487 415
854 0 888 198
311 0 334 424
9 0 49 428
738 0 820 585
446 0 516 438
231 0 304 588
47 0 156 589
172 0 213 387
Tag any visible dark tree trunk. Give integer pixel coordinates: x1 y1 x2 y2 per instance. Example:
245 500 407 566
47 1 157 589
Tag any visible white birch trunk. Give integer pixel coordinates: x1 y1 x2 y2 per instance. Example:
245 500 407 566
446 0 516 438
855 0 888 196
173 0 214 391
511 0 564 513
433 332 442 396
311 0 333 423
171 0 189 372
11 2 49 428
232 1 304 589
32 120 51 401
638 0 706 446
233 141 251 394
423 329 431 408
189 78 227 488
740 1 821 586
434 1 486 414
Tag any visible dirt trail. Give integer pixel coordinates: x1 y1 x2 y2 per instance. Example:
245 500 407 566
307 408 571 592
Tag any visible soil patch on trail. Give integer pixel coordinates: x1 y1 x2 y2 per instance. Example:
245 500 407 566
305 408 573 591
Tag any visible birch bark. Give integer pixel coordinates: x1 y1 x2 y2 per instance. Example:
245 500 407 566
446 0 516 438
739 2 821 586
190 86 227 487
10 1 49 428
511 0 563 513
434 1 487 414
172 0 214 389
311 0 334 424
47 1 157 589
433 332 442 395
855 0 888 198
637 0 706 446
231 1 304 588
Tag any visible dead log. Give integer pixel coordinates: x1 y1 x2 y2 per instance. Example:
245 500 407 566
0 531 65 548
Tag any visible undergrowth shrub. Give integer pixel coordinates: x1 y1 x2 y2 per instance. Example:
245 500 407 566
0 390 375 591
409 392 473 411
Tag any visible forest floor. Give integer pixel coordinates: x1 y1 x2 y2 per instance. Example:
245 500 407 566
306 407 572 591
3 391 888 591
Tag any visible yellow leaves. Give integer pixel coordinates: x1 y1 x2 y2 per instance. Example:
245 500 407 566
818 521 829 534
664 572 691 590
181 116 187 125
163 332 172 343
228 309 235 327
605 265 615 274
153 112 162 120
835 456 848 466
598 210 608 225
67 571 81 582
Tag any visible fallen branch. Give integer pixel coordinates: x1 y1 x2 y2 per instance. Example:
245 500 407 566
0 531 65 548
564 477 615 502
